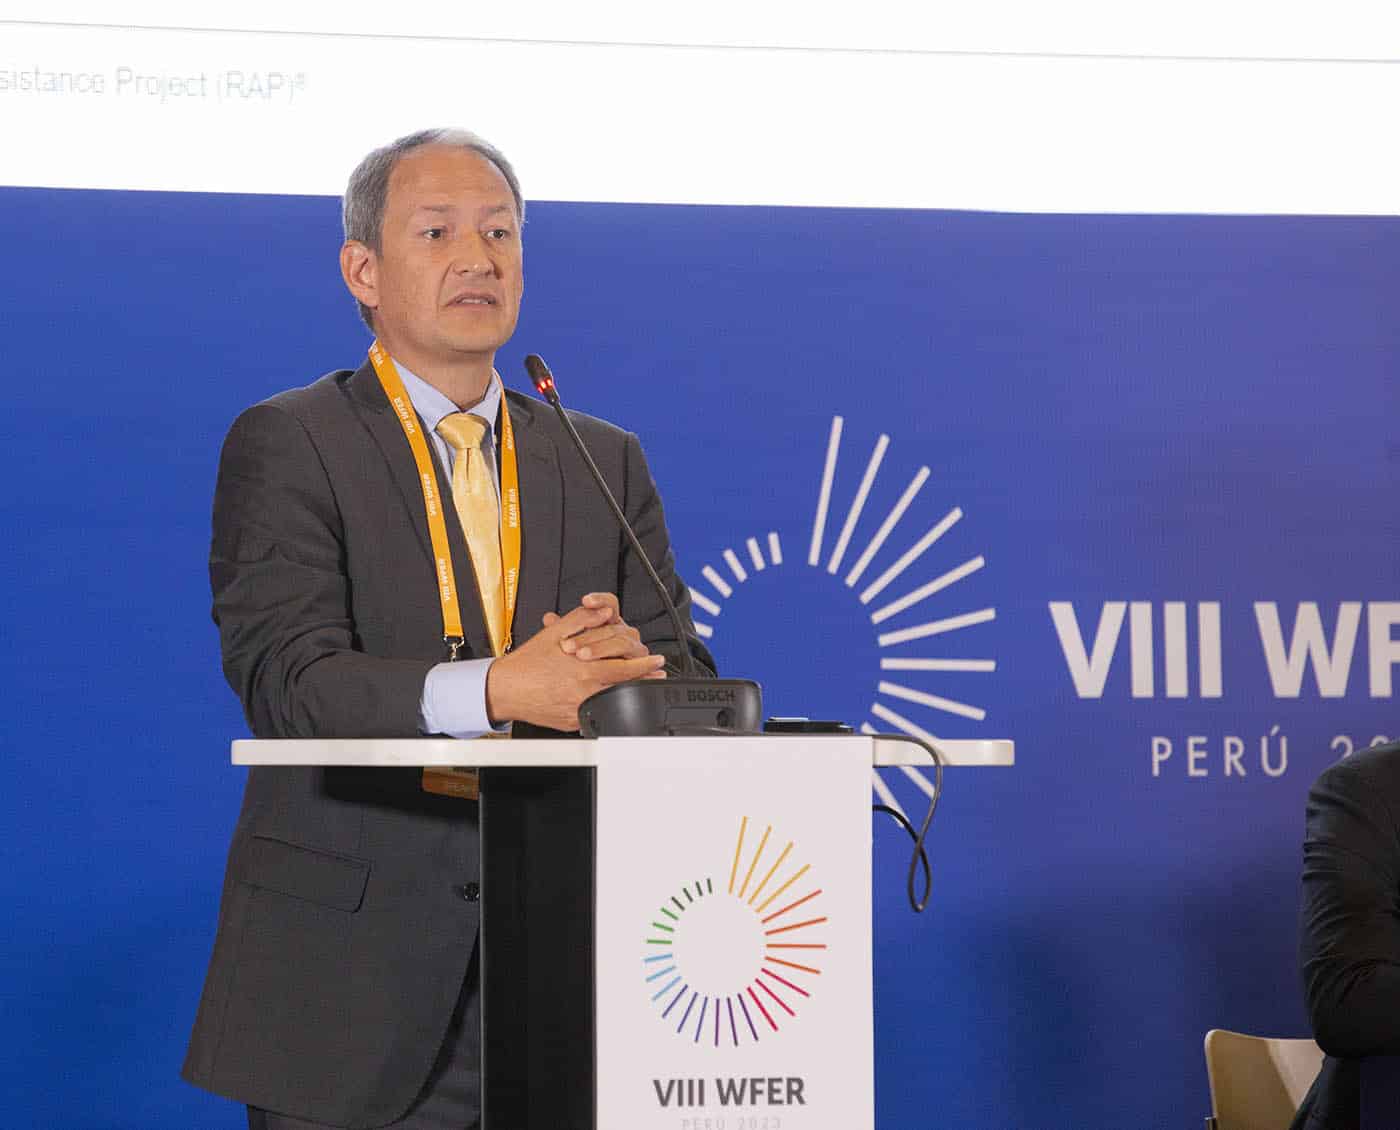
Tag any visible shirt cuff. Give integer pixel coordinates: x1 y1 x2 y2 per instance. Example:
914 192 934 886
420 658 510 738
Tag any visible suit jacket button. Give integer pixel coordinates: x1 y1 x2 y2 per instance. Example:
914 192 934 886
458 882 480 902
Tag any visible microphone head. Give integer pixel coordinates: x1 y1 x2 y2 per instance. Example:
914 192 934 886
524 354 558 402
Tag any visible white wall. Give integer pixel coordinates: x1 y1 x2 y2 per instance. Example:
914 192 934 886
3 2 1397 212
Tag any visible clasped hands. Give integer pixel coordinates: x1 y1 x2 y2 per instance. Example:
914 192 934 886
484 592 665 731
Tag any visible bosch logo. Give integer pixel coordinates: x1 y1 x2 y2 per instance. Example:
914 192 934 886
686 688 737 705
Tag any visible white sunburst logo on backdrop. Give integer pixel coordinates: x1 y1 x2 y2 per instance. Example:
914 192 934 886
686 415 1000 801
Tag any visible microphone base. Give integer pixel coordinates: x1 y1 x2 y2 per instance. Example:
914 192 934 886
578 679 763 738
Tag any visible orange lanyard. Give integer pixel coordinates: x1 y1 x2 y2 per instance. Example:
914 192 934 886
368 341 521 659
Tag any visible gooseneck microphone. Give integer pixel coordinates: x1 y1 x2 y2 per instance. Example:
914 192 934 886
524 353 762 736
525 353 698 677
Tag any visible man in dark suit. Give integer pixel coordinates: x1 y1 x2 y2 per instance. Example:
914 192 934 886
1291 742 1400 1129
182 129 712 1128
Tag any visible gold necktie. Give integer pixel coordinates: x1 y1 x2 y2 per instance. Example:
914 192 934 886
436 412 505 657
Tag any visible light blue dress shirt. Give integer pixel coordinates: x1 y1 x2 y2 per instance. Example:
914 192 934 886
393 360 510 738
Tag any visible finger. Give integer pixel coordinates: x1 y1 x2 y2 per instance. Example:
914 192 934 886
541 611 560 627
586 653 667 688
576 635 650 661
562 622 643 655
580 592 621 620
546 602 614 640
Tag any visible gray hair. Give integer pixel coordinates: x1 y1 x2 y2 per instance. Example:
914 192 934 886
342 128 525 330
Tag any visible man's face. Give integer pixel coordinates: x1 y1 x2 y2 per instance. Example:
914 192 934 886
349 144 523 371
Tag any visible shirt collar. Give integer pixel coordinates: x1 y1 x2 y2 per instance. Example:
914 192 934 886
394 359 503 437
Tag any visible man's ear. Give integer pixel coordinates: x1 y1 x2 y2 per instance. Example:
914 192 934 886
340 241 379 311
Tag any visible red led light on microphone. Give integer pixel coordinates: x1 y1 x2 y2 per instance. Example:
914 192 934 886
524 354 561 405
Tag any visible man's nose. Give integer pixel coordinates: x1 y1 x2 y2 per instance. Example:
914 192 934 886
452 233 494 275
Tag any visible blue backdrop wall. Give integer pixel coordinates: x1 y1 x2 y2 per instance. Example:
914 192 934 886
2 186 1397 1128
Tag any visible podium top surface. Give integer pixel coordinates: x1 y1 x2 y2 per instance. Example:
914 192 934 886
230 735 1013 767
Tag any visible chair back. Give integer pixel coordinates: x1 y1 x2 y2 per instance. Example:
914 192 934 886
1203 1028 1324 1130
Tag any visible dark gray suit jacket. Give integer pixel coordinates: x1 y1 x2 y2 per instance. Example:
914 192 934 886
182 360 711 1127
1292 742 1400 1130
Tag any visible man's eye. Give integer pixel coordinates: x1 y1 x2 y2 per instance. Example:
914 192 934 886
424 227 444 240
486 228 512 240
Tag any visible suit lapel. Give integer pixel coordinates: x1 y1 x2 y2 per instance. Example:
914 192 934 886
506 390 564 646
346 360 494 661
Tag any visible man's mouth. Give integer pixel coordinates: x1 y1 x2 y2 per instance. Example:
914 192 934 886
450 293 496 307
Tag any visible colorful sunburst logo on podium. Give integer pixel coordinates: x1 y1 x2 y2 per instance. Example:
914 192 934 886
643 817 825 1045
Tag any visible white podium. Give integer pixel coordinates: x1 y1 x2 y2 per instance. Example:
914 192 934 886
233 736 1012 1129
